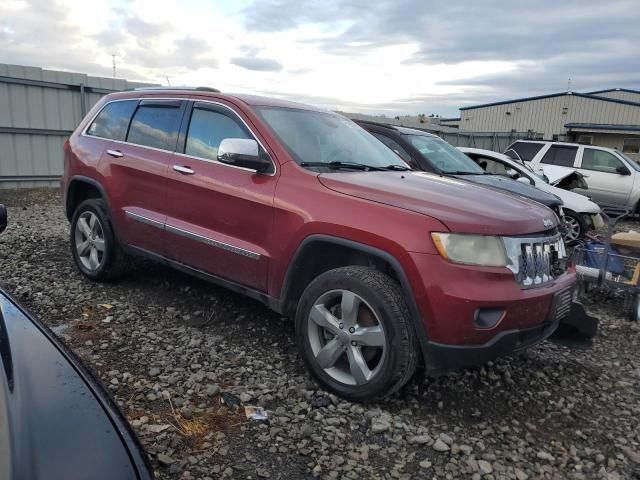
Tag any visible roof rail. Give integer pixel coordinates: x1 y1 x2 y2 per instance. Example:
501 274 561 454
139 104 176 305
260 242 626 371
130 86 221 93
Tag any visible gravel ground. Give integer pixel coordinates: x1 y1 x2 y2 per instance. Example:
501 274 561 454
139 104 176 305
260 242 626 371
1 188 640 480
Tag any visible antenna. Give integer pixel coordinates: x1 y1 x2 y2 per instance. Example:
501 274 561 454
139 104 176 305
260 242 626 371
567 77 572 92
111 54 116 79
165 76 171 87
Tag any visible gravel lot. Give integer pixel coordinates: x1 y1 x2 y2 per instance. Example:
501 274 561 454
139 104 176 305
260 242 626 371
1 188 639 480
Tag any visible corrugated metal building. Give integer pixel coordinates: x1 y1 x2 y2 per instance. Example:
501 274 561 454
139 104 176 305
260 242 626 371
0 63 154 188
458 88 640 158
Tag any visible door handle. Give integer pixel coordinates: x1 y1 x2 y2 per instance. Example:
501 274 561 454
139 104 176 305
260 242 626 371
173 165 195 175
106 149 123 158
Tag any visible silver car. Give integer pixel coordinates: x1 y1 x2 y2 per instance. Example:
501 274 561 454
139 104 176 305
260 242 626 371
506 140 640 211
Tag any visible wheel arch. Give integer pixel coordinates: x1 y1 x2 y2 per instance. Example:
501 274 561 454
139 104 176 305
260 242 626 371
279 234 429 359
65 176 110 221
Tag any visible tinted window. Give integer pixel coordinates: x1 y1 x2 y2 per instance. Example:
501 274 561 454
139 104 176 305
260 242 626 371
581 149 624 173
372 132 413 164
185 108 250 160
86 101 137 141
511 141 544 161
127 105 181 150
405 135 484 174
540 145 578 167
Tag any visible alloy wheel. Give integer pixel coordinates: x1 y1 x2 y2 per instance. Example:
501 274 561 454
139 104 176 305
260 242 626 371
563 216 581 242
307 289 387 386
74 211 106 271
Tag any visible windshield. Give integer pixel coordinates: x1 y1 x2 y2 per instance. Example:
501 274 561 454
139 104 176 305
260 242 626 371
521 162 548 183
404 134 484 174
618 151 640 172
255 107 408 170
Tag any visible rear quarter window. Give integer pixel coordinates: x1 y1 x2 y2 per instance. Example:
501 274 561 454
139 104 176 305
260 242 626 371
540 145 578 167
86 100 137 141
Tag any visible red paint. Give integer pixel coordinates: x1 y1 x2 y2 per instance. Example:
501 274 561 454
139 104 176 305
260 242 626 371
63 89 575 351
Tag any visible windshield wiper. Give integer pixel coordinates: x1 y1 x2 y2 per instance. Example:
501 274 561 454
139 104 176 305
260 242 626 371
446 170 490 175
383 165 411 171
300 161 385 171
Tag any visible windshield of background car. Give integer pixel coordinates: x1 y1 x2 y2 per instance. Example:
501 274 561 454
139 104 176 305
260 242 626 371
404 135 484 174
618 151 640 172
521 162 547 183
255 107 408 169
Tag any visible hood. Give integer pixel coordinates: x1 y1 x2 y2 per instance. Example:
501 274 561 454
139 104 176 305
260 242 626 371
540 165 578 185
457 174 563 208
318 171 559 235
0 291 152 480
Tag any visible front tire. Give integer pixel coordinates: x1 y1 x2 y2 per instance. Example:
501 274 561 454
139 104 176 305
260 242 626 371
70 199 127 282
295 266 418 402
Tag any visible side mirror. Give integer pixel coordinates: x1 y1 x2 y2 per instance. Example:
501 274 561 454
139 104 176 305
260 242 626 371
217 138 272 173
0 204 6 234
517 176 532 185
616 165 631 176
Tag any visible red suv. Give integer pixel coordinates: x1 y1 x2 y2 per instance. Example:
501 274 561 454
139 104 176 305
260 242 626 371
62 87 575 401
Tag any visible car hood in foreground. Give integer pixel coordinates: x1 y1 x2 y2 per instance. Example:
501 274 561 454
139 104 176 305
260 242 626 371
318 171 558 235
456 174 562 208
0 290 152 480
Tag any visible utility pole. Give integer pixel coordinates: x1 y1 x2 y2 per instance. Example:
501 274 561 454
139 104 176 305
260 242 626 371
112 54 116 79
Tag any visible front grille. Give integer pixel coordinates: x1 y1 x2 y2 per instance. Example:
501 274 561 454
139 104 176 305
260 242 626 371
504 232 567 288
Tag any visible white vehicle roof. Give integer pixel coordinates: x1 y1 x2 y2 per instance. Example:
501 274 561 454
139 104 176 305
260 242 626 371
509 139 620 154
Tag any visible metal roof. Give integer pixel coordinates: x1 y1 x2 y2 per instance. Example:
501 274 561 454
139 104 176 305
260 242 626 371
585 87 640 96
460 91 640 111
564 123 640 132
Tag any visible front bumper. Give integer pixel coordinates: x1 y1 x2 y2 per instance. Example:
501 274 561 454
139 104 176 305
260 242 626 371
425 314 559 373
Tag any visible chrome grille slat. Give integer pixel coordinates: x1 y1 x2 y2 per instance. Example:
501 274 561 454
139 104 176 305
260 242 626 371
504 233 567 288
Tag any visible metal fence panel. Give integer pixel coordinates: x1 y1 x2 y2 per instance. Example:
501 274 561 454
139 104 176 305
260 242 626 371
0 63 155 189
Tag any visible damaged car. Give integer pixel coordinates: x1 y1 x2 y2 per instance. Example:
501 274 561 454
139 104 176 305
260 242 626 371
460 147 603 242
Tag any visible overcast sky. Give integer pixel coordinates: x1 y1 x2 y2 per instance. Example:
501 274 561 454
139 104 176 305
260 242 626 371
1 0 638 116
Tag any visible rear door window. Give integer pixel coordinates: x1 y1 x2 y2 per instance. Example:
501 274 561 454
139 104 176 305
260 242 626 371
127 102 183 151
581 148 625 173
540 145 578 167
510 141 544 161
86 100 137 141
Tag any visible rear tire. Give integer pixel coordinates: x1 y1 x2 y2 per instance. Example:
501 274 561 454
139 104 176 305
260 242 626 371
70 199 128 282
295 266 419 402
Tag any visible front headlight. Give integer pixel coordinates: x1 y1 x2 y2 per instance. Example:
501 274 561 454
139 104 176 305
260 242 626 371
431 233 508 267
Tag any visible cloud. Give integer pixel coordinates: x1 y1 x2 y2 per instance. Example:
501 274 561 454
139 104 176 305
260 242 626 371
0 0 637 117
230 56 283 71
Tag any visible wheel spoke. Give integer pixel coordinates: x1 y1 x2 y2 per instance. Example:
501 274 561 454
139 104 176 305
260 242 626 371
315 338 344 369
351 325 385 347
340 291 361 326
89 247 100 269
76 239 91 256
78 217 91 237
89 213 98 233
93 238 105 252
346 346 372 385
310 304 341 335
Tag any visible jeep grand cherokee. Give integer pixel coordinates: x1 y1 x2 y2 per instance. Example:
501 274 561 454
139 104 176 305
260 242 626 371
62 88 575 401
